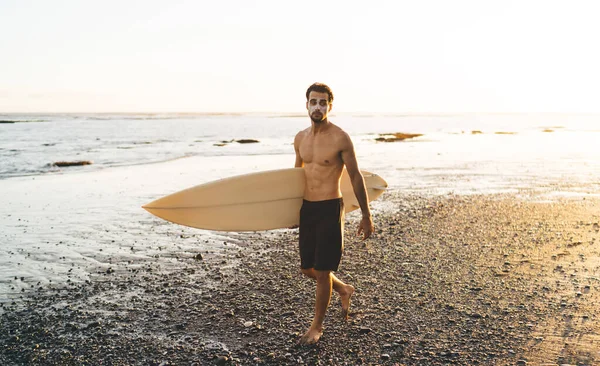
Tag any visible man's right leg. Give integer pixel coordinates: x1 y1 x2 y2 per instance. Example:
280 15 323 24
301 268 354 319
299 269 331 344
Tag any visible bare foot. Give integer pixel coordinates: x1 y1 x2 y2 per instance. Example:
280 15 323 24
299 327 323 345
339 284 355 320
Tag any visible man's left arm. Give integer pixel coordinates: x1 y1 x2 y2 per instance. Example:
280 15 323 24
340 133 373 240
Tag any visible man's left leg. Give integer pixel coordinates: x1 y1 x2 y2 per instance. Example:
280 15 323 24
300 268 354 319
299 269 332 344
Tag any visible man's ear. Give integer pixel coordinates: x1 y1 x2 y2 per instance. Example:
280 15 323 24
306 101 309 110
328 103 333 112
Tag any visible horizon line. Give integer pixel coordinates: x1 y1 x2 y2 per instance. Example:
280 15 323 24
1 111 599 116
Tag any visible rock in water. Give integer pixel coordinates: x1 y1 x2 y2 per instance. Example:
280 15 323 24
53 161 93 167
236 139 259 144
375 132 423 142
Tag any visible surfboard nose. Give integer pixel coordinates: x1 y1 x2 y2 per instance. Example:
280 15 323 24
142 196 162 209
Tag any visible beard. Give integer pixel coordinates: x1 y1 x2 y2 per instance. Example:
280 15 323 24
310 112 325 123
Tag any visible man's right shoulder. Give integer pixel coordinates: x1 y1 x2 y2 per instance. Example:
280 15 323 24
294 129 309 140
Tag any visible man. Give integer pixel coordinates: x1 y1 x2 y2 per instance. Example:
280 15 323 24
294 82 374 345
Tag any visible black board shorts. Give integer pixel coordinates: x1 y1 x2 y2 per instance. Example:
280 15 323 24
299 198 345 271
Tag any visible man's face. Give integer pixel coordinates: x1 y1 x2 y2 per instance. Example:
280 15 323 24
306 91 332 123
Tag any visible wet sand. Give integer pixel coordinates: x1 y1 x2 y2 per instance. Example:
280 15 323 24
1 191 600 365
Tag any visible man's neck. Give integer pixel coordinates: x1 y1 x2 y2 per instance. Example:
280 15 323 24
310 119 330 134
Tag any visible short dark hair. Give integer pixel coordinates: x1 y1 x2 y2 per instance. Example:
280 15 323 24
306 82 334 103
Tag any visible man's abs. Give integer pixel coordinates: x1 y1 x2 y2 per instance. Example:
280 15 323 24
303 163 343 201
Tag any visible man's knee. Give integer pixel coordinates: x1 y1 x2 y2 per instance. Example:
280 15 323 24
301 268 315 278
314 270 331 283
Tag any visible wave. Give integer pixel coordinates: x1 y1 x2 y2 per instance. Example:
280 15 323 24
83 113 247 121
0 149 297 180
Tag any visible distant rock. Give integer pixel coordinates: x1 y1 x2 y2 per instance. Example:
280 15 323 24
375 132 423 142
471 130 483 134
214 139 260 146
53 161 93 167
236 139 259 144
494 131 517 135
0 119 46 123
542 129 554 133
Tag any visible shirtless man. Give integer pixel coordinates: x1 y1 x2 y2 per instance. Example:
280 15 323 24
294 82 374 345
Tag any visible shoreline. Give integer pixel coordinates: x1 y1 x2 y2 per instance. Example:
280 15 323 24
2 191 600 365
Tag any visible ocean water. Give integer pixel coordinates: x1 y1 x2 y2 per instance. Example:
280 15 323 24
1 113 599 191
1 113 599 304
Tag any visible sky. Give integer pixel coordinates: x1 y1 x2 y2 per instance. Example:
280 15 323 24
1 0 599 113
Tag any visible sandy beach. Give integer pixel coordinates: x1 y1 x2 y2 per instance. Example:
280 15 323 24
2 189 599 365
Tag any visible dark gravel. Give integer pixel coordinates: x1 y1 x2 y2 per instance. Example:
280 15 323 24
2 193 599 365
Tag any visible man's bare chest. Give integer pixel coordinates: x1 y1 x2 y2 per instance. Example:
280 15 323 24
299 137 341 166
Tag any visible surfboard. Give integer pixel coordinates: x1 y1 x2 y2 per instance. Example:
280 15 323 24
143 168 387 232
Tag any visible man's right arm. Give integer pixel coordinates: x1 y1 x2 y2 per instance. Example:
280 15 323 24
289 132 304 229
294 132 304 168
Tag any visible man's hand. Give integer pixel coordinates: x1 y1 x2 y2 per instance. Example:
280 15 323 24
357 215 374 240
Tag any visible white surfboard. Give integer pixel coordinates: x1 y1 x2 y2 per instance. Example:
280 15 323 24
143 168 387 231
